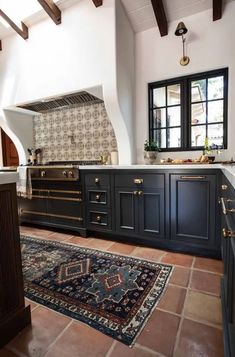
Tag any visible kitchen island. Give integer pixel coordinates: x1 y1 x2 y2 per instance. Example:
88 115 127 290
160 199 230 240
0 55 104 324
0 172 31 348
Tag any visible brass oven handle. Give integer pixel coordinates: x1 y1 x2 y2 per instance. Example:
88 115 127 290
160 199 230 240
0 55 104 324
95 177 100 184
180 176 206 179
223 228 235 238
134 178 144 184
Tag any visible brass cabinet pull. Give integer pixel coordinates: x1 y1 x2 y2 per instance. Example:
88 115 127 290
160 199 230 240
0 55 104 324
95 177 100 184
134 178 144 184
223 228 235 238
138 190 144 196
133 191 138 195
222 184 228 191
221 197 235 215
180 176 206 179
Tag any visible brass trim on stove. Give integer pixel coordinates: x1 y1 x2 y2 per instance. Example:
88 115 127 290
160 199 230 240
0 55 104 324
31 194 82 202
32 189 82 194
31 178 79 181
20 209 83 221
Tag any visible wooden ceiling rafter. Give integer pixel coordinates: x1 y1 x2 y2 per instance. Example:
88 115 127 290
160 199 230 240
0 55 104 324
92 0 103 7
0 9 28 40
37 0 61 25
151 0 168 37
213 0 223 21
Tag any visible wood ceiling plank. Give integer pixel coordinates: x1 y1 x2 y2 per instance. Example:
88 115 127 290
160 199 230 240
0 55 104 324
0 9 28 40
213 0 223 21
151 0 168 37
92 0 103 7
37 0 61 25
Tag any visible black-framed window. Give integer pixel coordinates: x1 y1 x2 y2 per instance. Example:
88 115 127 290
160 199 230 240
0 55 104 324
148 68 228 151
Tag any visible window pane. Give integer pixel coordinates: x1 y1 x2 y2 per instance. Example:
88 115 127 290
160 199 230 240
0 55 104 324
167 106 181 127
208 124 223 146
167 84 181 105
208 100 223 123
153 87 165 108
153 108 166 128
191 80 206 102
191 125 206 147
153 129 166 149
208 76 224 100
167 128 181 148
191 103 206 125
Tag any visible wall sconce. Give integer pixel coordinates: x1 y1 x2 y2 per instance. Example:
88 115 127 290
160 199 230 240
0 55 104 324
175 22 190 66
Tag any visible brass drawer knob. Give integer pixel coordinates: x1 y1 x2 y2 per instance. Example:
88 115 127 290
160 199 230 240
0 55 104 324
95 194 101 201
134 178 143 184
138 190 144 196
222 184 228 191
223 228 235 238
95 177 100 184
133 191 138 195
96 215 101 222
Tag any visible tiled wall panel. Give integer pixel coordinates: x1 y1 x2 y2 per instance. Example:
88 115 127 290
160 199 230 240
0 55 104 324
33 102 118 162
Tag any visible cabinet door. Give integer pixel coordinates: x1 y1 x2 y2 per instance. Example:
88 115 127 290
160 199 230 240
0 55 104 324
115 188 138 234
138 188 165 239
170 174 217 247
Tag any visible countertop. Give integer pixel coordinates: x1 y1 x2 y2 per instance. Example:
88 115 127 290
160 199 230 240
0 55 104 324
79 164 222 170
0 172 19 185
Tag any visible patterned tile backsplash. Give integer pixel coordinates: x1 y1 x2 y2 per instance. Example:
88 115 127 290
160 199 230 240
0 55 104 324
33 102 118 163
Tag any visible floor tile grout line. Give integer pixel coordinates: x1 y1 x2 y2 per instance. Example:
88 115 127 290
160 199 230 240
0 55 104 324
134 343 166 356
172 262 194 356
43 319 73 357
105 340 117 357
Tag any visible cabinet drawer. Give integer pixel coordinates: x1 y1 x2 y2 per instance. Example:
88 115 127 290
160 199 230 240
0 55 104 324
85 174 110 187
88 190 107 205
89 211 109 228
115 174 164 188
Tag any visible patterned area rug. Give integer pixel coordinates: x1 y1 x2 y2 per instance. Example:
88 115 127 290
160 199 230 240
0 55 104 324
21 235 173 346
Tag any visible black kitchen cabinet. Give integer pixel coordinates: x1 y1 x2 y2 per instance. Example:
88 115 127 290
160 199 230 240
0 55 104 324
114 173 165 240
220 176 235 357
170 173 220 253
85 172 112 231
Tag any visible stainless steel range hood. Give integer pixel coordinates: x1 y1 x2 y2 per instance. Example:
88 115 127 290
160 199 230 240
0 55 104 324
17 91 103 113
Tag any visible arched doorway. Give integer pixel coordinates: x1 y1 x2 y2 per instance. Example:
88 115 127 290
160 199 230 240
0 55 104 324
1 129 19 167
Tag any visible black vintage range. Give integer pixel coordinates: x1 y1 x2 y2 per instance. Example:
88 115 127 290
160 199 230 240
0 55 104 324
19 162 222 258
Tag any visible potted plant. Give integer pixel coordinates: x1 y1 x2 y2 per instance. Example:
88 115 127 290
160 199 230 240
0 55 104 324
144 140 160 164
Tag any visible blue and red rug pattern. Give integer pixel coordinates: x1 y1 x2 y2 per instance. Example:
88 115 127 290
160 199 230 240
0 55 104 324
21 235 172 346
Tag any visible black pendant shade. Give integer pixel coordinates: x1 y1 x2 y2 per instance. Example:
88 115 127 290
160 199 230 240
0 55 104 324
175 22 188 36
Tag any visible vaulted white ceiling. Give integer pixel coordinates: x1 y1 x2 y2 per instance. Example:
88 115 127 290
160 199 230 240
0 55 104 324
121 0 235 32
0 0 234 39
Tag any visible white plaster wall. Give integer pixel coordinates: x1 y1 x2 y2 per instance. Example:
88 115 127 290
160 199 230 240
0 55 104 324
135 1 235 163
0 0 134 164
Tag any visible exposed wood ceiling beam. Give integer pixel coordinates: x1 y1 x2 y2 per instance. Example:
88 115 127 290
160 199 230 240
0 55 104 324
0 9 28 40
151 0 168 37
92 0 103 7
213 0 223 21
37 0 61 25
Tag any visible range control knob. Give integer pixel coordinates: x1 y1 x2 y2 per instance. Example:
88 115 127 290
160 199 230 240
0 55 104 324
68 171 74 178
41 170 46 177
63 171 68 177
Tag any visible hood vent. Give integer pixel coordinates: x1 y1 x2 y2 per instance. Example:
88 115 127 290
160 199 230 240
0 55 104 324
17 91 103 113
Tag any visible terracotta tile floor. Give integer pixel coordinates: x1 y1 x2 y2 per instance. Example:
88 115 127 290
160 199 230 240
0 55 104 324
1 226 224 357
